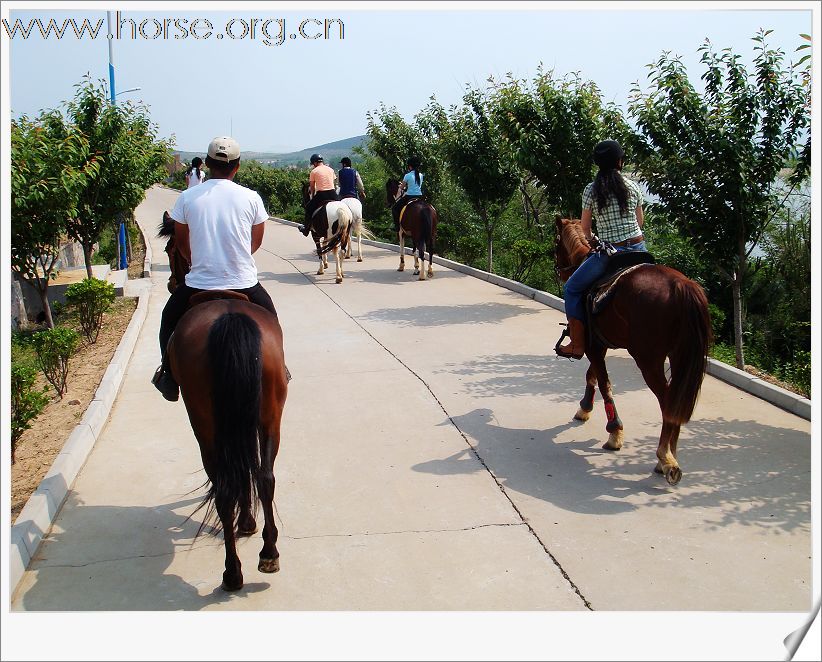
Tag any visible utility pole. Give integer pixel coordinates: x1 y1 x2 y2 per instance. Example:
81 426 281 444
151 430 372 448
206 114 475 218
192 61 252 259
107 11 128 270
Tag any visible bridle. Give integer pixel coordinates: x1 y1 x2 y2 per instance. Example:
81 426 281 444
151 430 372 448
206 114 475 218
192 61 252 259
553 229 579 282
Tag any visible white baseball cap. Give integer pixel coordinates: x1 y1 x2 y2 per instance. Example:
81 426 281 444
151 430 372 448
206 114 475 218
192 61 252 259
207 136 240 162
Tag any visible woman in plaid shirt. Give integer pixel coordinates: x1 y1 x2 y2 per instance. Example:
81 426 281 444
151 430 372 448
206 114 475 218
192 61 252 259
556 140 646 359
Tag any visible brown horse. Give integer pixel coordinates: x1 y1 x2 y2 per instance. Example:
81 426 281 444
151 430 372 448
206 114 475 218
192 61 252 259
168 292 288 591
554 217 711 485
386 179 438 280
160 214 288 590
158 211 190 293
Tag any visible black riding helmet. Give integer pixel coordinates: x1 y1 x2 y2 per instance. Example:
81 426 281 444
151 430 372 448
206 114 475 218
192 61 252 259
310 153 324 165
593 140 624 169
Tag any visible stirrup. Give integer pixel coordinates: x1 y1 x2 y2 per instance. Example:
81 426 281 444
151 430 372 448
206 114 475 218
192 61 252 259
554 323 583 360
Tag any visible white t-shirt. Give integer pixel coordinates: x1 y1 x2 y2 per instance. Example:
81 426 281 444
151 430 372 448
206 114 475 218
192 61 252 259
170 178 268 290
186 168 205 188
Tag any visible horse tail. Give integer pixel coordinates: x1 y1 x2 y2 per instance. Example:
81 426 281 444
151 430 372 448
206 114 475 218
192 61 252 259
200 312 263 534
419 204 434 255
317 205 352 256
664 278 712 425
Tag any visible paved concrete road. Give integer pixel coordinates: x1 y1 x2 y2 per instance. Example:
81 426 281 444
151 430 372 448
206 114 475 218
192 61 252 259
11 185 811 612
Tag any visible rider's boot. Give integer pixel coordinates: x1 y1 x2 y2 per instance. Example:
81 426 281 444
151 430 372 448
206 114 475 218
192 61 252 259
555 318 586 360
151 354 180 402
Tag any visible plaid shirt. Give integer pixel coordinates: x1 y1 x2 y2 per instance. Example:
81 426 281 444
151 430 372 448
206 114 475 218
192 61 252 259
581 174 644 243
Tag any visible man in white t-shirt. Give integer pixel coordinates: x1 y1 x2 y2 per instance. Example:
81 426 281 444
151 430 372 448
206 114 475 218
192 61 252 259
152 136 279 401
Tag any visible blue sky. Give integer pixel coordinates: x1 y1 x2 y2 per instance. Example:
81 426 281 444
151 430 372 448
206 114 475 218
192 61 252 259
3 3 814 154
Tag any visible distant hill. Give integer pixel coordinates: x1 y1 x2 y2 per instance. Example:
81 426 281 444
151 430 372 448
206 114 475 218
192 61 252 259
175 135 368 169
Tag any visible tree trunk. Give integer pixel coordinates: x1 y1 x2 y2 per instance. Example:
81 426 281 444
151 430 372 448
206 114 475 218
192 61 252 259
480 207 494 273
36 281 55 329
731 272 745 369
82 241 94 279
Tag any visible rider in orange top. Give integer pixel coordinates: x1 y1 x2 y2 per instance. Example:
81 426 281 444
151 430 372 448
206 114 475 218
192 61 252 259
301 153 339 236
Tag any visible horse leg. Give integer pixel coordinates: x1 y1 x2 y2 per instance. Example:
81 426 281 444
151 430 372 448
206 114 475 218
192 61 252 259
398 232 405 271
257 425 280 573
413 237 421 276
417 238 425 280
315 240 325 275
427 245 434 278
334 245 344 283
574 365 597 422
356 221 363 262
237 500 257 536
588 347 624 450
216 493 243 591
637 357 683 485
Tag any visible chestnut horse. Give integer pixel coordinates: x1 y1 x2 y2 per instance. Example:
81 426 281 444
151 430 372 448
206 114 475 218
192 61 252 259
554 217 711 485
160 212 288 590
386 179 438 280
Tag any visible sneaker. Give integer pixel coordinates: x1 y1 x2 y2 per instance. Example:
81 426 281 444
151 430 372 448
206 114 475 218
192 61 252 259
151 366 179 402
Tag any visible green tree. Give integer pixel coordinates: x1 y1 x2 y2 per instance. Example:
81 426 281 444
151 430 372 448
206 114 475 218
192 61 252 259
440 88 519 272
627 31 809 367
67 76 173 277
11 111 99 328
491 68 628 217
790 33 812 185
365 100 448 201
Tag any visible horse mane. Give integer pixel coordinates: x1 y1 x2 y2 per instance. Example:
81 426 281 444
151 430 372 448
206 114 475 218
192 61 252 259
561 219 592 267
157 211 176 238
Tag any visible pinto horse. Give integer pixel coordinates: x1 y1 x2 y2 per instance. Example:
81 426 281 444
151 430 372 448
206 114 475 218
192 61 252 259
554 217 711 485
386 179 438 280
300 183 353 283
168 292 288 591
157 211 190 293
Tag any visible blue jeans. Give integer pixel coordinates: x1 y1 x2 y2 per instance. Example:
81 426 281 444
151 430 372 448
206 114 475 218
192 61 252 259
563 241 647 321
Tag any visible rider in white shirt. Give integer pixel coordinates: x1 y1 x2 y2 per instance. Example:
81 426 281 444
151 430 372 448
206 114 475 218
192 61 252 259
152 136 279 401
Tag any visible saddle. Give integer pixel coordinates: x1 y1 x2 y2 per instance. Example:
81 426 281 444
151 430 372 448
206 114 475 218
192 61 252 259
584 251 656 349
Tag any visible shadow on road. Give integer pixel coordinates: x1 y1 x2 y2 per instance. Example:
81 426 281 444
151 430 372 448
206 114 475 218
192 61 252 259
412 406 810 534
16 493 275 611
360 301 542 327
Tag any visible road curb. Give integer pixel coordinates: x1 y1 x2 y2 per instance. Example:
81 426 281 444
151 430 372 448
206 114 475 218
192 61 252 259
10 265 152 599
274 217 810 421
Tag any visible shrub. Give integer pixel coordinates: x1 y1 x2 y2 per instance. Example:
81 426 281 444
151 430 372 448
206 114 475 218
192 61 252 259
32 326 80 398
65 277 115 342
11 363 50 463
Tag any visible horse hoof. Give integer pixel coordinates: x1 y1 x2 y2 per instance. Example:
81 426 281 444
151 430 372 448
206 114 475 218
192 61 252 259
336 277 343 283
574 408 592 422
357 257 363 262
602 429 624 451
665 466 682 486
398 266 404 272
221 575 243 592
258 557 280 574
